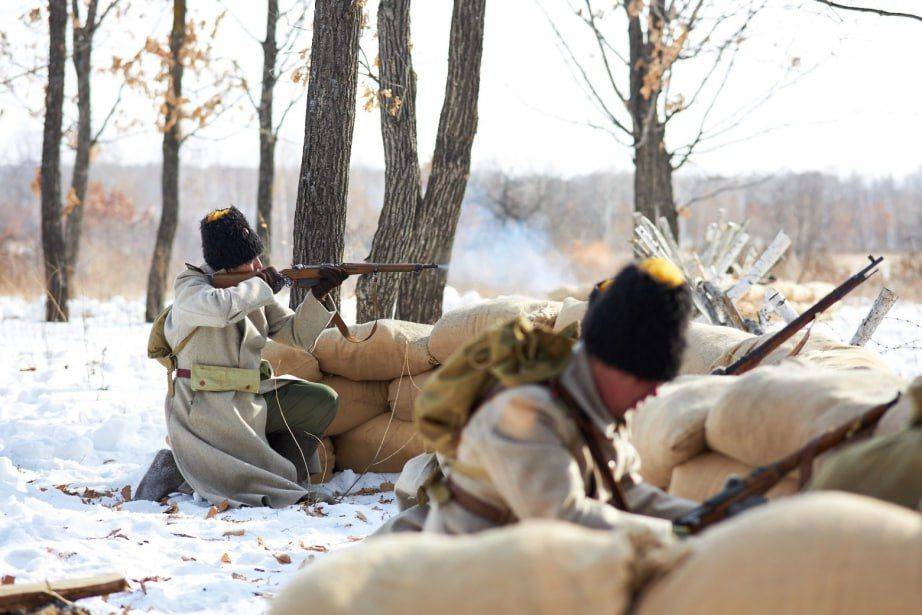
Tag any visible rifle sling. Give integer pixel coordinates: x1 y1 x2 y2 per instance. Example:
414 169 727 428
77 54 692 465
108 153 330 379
549 379 631 512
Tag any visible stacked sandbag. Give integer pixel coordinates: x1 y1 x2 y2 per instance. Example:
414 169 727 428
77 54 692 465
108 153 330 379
631 363 907 503
553 297 588 333
678 321 753 375
705 363 905 467
387 372 435 422
630 375 739 488
714 327 895 376
334 414 428 474
271 519 682 615
428 296 561 363
667 452 798 502
548 285 594 302
309 436 336 484
636 492 922 615
323 377 389 436
313 319 438 380
262 340 323 381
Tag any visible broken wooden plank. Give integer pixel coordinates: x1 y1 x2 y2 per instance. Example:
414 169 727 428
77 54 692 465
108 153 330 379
726 231 791 300
850 288 898 346
714 229 750 277
764 287 799 323
0 573 128 611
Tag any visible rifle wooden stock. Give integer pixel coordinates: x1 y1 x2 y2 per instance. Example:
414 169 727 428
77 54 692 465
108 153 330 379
210 262 440 289
712 255 884 376
673 394 900 535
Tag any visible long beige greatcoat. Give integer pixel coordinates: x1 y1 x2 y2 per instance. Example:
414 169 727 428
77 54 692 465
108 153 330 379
423 345 698 534
164 264 332 508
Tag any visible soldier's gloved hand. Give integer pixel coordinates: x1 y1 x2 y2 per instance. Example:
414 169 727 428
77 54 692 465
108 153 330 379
257 266 286 294
311 266 349 299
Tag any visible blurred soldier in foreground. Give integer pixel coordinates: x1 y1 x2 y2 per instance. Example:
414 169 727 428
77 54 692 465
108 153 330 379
381 258 700 534
136 206 346 507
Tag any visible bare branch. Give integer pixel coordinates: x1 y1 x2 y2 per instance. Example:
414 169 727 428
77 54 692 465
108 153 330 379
812 0 922 22
274 87 307 135
678 174 773 210
91 80 127 143
582 0 630 106
540 1 633 137
92 0 121 31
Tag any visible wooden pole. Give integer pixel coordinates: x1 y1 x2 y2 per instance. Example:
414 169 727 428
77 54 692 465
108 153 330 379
850 288 898 346
0 574 128 611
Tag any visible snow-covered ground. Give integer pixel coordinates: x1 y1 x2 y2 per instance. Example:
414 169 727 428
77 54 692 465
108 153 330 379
0 294 919 614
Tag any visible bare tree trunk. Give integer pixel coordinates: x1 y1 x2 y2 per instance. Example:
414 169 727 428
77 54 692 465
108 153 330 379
355 0 422 323
40 0 69 322
395 0 486 324
290 0 361 309
256 0 279 263
627 2 678 238
64 0 99 292
145 0 186 322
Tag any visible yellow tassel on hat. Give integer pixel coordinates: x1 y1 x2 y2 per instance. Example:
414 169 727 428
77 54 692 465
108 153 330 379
205 208 231 223
638 257 685 288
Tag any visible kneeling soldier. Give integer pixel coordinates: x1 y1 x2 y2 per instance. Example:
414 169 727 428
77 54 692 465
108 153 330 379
136 206 346 507
422 259 698 533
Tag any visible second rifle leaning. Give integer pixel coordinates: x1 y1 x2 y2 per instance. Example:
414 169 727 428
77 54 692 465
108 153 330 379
712 255 883 376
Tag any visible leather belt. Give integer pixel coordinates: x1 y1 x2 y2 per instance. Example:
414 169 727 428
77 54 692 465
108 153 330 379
446 478 516 526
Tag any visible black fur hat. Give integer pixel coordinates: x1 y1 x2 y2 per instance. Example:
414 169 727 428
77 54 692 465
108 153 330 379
200 206 264 271
582 258 692 381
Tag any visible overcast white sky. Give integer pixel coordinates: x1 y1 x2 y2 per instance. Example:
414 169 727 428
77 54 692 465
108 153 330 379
1 0 921 179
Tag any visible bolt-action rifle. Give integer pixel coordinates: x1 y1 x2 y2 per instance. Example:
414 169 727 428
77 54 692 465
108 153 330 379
211 262 441 291
711 255 884 375
210 262 441 342
673 393 901 536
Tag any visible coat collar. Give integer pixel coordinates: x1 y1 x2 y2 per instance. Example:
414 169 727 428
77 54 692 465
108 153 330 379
560 343 618 436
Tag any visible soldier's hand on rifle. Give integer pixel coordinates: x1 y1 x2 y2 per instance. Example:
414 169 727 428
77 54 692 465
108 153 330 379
312 266 349 299
257 267 287 294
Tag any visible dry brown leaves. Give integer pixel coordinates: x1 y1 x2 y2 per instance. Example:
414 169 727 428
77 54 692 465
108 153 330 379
274 553 292 565
299 541 327 553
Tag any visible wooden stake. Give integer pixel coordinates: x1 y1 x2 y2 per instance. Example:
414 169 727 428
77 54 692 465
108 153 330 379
726 231 791 300
0 574 128 611
850 288 898 346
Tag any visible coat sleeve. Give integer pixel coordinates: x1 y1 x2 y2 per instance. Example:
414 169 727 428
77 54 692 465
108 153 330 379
173 272 276 328
265 294 333 352
473 389 671 531
622 479 698 520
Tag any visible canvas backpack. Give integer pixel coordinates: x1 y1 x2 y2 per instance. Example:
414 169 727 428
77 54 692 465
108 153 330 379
147 306 199 394
413 315 579 457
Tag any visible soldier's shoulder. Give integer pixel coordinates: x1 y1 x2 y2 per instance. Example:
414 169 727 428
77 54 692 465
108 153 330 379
174 263 209 284
478 384 568 427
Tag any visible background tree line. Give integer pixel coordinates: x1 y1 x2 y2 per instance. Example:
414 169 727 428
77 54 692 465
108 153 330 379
4 0 920 323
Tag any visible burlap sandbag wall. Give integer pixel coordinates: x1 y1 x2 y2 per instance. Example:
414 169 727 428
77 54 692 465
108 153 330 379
270 520 681 615
427 297 561 364
636 492 922 615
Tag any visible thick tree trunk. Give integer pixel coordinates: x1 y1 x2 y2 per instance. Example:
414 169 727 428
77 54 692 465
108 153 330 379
256 0 278 263
627 2 678 239
355 0 422 323
40 0 69 322
145 0 186 322
634 127 675 235
395 0 486 324
290 0 361 309
65 0 99 291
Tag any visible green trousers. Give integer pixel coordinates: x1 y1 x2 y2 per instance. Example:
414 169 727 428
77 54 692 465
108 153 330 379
263 381 338 482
